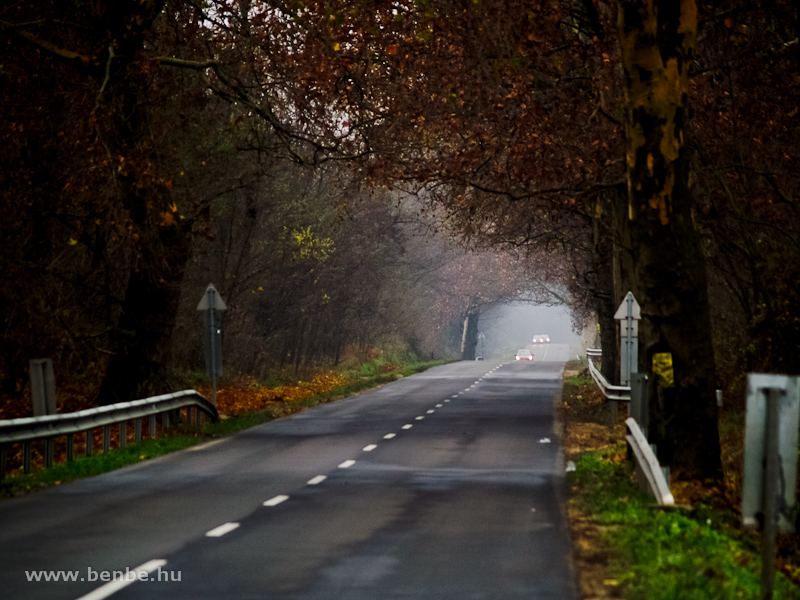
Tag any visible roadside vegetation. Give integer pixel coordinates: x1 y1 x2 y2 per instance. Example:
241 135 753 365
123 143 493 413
0 353 448 499
561 360 800 600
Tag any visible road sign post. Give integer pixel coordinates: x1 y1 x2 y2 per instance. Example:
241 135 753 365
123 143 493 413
196 284 227 406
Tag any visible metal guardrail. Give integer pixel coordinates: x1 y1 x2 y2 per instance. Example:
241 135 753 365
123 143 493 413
586 349 631 401
626 417 674 505
583 350 673 505
0 390 218 479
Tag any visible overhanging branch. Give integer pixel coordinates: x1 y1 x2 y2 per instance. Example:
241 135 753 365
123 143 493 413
154 56 219 70
0 19 96 70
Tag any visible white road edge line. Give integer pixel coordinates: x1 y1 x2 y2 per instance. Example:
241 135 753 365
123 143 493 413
307 475 327 485
75 559 167 600
339 459 356 469
205 522 240 537
263 495 290 507
187 438 228 452
363 444 378 452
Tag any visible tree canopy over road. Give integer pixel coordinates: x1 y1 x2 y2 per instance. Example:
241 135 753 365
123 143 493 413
1 0 797 481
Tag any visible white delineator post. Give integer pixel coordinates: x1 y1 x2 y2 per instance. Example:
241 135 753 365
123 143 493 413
614 292 641 387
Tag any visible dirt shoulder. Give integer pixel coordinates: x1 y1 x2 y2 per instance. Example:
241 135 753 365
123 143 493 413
559 364 625 600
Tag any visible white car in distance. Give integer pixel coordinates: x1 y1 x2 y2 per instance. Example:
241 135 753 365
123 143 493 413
515 349 534 361
532 334 550 344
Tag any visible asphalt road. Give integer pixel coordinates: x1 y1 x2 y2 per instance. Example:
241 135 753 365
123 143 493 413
0 344 579 600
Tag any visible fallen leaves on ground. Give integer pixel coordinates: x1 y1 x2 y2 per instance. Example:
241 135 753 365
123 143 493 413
200 372 351 416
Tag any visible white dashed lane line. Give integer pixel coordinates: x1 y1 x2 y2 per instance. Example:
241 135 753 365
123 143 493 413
75 559 167 600
263 495 290 507
193 375 495 570
205 522 240 538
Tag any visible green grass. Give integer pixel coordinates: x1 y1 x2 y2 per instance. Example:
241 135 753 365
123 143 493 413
563 358 593 388
565 371 593 388
0 434 203 498
0 357 450 499
569 448 800 600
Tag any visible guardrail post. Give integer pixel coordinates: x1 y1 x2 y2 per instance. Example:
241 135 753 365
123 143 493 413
162 410 170 429
1 444 7 480
103 424 111 453
85 430 93 456
134 418 142 442
608 399 618 427
45 437 54 468
119 422 127 448
67 433 74 462
23 440 32 474
149 414 157 438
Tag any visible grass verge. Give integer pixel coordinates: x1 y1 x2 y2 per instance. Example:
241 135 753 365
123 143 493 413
0 357 448 499
570 448 800 600
562 359 800 600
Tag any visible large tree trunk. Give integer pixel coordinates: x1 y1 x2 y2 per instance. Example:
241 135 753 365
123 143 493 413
98 233 189 403
97 2 191 403
618 0 722 480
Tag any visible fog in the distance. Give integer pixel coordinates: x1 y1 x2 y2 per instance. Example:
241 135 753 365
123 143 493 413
478 302 582 359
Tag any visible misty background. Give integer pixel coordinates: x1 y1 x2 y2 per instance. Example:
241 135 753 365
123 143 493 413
477 302 584 359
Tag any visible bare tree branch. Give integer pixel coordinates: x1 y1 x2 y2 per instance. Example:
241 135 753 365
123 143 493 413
0 18 96 70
